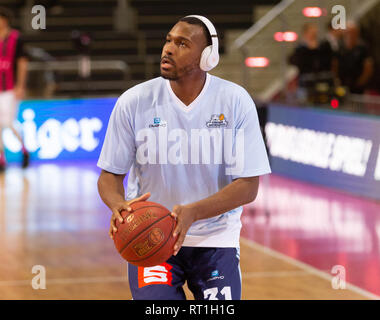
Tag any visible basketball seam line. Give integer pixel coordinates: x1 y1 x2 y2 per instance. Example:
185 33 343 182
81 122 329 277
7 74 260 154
127 219 175 263
119 212 173 259
118 211 172 256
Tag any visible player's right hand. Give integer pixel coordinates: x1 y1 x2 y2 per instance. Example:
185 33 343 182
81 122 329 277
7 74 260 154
109 192 151 239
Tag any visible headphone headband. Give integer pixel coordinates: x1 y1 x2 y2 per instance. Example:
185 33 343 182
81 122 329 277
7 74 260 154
184 15 219 71
185 15 217 36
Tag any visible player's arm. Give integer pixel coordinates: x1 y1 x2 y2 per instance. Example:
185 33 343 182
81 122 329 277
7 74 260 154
16 57 28 88
14 38 28 100
171 176 259 255
97 94 145 238
97 170 127 215
189 176 259 219
356 57 373 88
97 170 150 239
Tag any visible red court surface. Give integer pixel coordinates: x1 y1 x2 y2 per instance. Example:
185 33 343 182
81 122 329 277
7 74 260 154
242 174 380 297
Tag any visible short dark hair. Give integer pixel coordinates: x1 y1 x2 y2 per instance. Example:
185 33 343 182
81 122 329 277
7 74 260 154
0 7 13 25
178 16 213 46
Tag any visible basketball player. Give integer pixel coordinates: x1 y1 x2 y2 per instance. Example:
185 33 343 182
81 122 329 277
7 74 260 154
0 8 29 171
97 15 271 300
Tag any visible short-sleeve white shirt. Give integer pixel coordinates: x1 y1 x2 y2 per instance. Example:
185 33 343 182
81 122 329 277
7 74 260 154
98 73 271 247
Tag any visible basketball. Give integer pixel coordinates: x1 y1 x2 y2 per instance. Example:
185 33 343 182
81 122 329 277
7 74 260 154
113 201 177 267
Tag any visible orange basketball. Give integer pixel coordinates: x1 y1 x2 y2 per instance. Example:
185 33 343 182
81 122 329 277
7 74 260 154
113 201 177 267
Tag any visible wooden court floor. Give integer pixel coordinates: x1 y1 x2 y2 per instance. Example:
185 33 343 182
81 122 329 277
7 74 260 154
0 164 376 300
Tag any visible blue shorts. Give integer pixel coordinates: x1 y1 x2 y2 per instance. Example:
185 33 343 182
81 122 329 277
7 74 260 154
128 247 241 300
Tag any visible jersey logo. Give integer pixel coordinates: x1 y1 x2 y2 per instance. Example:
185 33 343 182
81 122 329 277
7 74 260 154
149 117 167 128
206 114 228 128
137 262 173 288
207 269 225 282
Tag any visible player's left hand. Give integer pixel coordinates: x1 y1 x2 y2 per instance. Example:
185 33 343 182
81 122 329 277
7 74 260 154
171 204 198 256
14 86 25 100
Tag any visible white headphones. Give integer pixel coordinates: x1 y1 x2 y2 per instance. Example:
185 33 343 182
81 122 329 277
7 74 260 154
185 15 219 71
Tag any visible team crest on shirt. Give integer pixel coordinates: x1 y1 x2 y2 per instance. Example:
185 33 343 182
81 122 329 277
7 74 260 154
206 114 228 128
149 117 167 128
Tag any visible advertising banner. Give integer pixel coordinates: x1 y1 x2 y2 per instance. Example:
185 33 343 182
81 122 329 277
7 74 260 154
3 97 116 163
265 104 380 200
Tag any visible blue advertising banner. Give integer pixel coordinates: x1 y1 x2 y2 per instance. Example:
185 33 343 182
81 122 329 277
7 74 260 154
3 97 117 163
265 104 380 200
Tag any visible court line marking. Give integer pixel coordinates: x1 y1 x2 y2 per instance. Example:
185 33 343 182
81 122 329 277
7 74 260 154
0 241 378 300
0 276 129 287
0 270 313 287
243 270 311 278
241 237 380 300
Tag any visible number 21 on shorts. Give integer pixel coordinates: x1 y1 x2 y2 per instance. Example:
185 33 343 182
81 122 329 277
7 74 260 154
203 286 232 300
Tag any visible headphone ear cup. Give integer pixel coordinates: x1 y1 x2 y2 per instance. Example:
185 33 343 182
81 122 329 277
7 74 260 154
200 45 219 71
200 45 213 71
209 50 219 70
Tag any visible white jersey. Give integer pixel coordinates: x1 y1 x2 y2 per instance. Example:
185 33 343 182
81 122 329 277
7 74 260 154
97 73 271 247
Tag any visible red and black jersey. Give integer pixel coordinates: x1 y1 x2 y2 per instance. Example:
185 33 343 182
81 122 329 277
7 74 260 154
0 29 27 92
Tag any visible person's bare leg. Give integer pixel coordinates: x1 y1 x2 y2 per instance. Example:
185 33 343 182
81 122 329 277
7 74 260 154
9 125 23 145
0 127 5 171
9 125 30 168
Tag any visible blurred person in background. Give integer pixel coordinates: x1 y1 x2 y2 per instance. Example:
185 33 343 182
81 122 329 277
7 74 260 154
319 22 342 80
0 7 29 171
289 23 323 104
71 30 92 95
317 22 345 103
337 21 374 94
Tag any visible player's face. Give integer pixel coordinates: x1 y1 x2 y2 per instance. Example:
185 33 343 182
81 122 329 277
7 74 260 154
0 17 9 30
160 21 208 80
304 25 318 42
